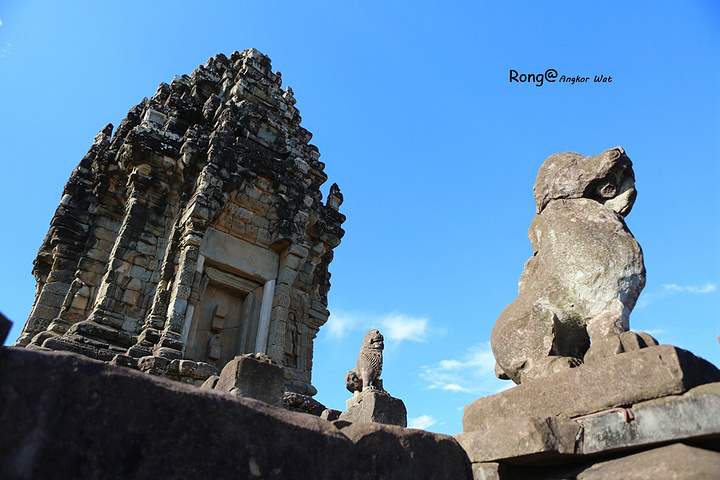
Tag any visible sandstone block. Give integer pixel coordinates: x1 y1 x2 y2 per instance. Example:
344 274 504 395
463 345 720 432
42 335 102 359
138 354 170 374
338 422 472 480
455 416 580 464
471 463 503 480
339 389 407 427
583 333 623 363
109 353 138 369
577 443 720 479
199 228 279 282
321 408 342 421
200 374 220 390
215 353 284 407
193 361 219 380
584 331 659 363
578 381 720 455
283 391 326 416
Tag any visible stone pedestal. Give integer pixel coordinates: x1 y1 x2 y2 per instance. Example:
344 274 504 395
463 345 720 433
458 345 720 479
339 389 407 427
214 353 284 407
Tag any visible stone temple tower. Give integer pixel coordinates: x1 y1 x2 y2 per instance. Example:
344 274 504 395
16 49 345 396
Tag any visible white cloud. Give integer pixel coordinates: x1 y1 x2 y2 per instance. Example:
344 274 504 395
407 415 437 430
325 310 432 344
325 311 357 339
637 282 717 308
381 313 428 343
0 42 12 58
643 328 665 336
420 342 510 396
440 383 470 393
663 283 716 294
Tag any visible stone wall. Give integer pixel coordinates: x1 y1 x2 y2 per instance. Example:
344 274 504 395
0 347 471 480
15 49 345 396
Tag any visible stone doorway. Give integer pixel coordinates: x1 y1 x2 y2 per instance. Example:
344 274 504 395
185 267 263 369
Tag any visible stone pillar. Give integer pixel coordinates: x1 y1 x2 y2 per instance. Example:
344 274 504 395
51 186 168 357
154 229 202 360
254 279 276 354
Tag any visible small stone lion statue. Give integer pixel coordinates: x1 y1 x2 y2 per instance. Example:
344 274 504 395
346 329 384 393
491 147 647 384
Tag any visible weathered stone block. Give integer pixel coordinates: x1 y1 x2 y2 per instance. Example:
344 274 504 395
283 391 326 416
194 362 220 380
199 228 279 282
471 463 503 480
340 389 407 427
578 381 720 455
455 416 581 464
576 443 720 479
43 281 72 295
154 346 183 360
321 408 342 421
338 422 472 480
215 353 284 407
200 374 219 389
583 334 623 363
42 335 101 359
110 353 138 369
138 354 170 373
463 345 720 433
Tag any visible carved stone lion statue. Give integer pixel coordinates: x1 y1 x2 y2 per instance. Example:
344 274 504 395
491 147 647 384
346 329 384 393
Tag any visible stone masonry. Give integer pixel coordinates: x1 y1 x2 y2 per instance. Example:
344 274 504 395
15 49 345 396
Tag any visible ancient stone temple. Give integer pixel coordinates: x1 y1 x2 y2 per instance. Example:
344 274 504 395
15 49 345 395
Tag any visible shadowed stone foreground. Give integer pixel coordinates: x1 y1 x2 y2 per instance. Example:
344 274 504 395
0 348 471 480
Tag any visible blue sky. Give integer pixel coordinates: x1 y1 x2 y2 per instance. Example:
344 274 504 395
1 1 718 435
